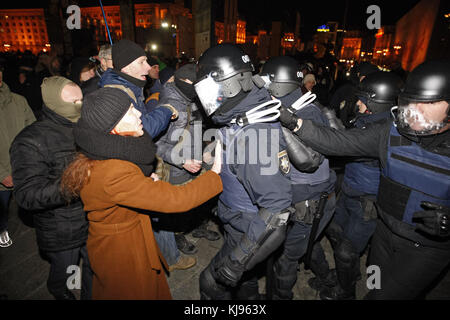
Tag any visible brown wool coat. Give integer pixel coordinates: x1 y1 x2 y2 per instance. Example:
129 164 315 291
80 159 223 300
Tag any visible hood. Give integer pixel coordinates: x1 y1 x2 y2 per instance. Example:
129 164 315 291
211 85 272 125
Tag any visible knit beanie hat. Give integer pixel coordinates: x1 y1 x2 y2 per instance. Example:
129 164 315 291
112 39 146 71
69 57 95 85
41 76 82 123
174 63 196 83
159 66 174 85
79 87 132 133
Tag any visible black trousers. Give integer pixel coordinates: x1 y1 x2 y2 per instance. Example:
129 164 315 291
44 245 93 300
365 219 450 299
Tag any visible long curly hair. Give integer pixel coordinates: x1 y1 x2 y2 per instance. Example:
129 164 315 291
60 153 98 201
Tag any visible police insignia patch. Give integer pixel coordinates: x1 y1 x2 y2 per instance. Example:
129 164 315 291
278 150 290 174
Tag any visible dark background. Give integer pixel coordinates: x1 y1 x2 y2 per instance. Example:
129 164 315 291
1 0 422 41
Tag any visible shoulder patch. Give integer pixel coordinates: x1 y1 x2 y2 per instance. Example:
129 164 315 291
278 150 290 174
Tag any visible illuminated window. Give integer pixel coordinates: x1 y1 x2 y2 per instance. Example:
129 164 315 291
160 9 167 20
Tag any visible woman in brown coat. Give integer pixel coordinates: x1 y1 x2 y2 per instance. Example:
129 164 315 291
61 87 223 300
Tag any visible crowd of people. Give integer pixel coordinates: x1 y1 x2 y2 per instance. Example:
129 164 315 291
0 39 448 300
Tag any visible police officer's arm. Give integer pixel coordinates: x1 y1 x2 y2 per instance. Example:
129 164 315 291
294 118 388 159
280 105 389 161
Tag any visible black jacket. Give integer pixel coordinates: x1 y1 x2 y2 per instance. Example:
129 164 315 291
10 105 88 252
295 119 450 249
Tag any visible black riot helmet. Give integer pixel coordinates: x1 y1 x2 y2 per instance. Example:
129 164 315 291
194 43 254 116
259 56 303 98
355 71 402 114
395 60 450 136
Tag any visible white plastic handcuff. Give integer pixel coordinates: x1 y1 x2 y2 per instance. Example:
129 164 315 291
231 99 282 126
290 91 317 111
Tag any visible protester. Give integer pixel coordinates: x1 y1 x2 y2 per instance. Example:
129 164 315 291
0 65 36 248
60 86 223 299
10 76 93 300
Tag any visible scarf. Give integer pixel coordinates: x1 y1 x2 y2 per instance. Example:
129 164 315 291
74 125 156 176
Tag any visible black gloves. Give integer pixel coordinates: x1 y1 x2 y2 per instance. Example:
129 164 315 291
214 255 245 287
279 106 300 131
412 201 450 238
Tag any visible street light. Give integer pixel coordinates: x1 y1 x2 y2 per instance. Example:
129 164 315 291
151 44 157 51
161 22 168 28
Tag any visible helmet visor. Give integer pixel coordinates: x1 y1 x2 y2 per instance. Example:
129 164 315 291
194 74 228 116
395 97 448 136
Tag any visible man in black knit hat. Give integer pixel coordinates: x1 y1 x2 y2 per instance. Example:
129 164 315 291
99 39 176 140
155 63 221 256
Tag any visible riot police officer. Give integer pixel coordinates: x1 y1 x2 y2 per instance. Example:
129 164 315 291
318 71 403 300
195 44 294 300
279 60 450 299
260 56 337 300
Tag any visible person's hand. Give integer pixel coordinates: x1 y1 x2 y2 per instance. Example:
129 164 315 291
211 141 222 175
150 173 160 181
161 104 179 120
183 159 202 173
1 175 13 188
412 201 450 238
279 106 302 131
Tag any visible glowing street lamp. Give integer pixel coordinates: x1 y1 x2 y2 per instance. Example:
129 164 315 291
161 22 168 28
151 44 157 51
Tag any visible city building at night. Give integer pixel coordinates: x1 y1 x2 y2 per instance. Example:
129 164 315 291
215 19 246 44
0 8 49 54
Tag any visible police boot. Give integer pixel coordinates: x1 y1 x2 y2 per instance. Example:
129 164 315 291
320 238 359 300
271 254 298 300
307 242 337 292
308 269 337 292
234 279 261 300
199 264 231 300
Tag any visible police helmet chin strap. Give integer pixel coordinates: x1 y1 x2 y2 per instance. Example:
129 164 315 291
390 106 399 127
231 99 282 126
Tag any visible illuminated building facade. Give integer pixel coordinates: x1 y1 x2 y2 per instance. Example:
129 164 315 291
372 26 396 67
81 3 192 56
236 19 246 44
0 3 192 56
339 30 362 62
310 21 338 58
0 9 49 54
215 21 225 44
215 19 246 45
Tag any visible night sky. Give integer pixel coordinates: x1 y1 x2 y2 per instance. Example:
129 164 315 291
237 0 422 40
2 0 422 41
